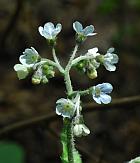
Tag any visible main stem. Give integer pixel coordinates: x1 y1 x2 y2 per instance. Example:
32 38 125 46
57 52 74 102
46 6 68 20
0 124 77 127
64 44 79 163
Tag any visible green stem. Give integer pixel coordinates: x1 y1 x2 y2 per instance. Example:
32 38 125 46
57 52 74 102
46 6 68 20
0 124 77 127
65 44 79 95
52 47 65 74
62 44 79 163
71 54 99 66
67 119 74 163
72 88 91 97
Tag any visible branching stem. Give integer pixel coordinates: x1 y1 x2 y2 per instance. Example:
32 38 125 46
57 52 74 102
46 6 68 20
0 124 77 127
52 47 65 74
64 44 79 95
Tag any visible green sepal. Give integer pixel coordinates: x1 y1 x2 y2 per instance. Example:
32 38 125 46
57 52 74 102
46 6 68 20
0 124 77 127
76 34 87 44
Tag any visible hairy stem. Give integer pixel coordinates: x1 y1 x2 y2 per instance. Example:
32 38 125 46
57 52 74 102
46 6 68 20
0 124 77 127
71 54 98 66
62 44 79 163
52 47 65 74
65 44 79 95
67 119 74 163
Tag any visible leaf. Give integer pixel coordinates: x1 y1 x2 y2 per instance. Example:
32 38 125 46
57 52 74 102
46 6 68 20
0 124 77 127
0 141 24 163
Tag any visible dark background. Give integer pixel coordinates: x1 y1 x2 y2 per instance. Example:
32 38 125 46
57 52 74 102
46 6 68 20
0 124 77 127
0 0 140 162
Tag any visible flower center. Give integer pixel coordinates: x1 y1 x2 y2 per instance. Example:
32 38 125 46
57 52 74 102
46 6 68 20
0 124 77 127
95 87 101 97
64 103 72 111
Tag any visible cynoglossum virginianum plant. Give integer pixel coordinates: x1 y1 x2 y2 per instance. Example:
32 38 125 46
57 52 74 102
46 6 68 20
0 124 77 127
14 21 119 163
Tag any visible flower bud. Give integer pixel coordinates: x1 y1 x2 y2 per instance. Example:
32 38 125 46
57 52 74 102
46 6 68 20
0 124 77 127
87 69 97 79
32 76 41 84
73 124 90 137
41 76 48 84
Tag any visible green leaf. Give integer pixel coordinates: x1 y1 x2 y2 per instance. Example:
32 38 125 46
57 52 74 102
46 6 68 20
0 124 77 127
0 141 24 163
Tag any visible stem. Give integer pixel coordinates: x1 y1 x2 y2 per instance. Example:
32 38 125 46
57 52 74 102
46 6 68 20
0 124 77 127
72 88 91 97
62 44 79 163
52 47 65 74
67 119 74 163
65 44 79 95
71 54 97 66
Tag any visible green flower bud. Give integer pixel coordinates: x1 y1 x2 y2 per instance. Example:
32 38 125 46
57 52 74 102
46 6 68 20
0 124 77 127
87 69 97 79
32 67 42 84
32 76 41 84
76 60 87 72
41 76 49 84
42 64 55 78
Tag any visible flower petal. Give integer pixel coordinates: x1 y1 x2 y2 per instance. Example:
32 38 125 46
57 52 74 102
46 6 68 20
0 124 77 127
100 93 112 104
83 25 94 35
111 54 119 64
44 22 54 35
82 124 90 136
87 47 100 57
38 26 44 36
96 83 113 94
55 23 62 34
107 47 115 53
104 61 116 71
92 95 102 104
73 21 83 33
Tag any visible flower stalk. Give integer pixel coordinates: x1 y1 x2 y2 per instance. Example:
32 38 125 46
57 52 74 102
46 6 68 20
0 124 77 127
13 21 119 163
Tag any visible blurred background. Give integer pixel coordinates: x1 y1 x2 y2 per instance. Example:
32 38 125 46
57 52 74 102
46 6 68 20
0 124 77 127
0 0 140 162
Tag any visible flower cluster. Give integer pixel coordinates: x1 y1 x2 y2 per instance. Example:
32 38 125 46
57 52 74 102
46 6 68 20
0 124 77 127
76 47 118 79
14 47 55 84
14 21 119 142
14 47 40 80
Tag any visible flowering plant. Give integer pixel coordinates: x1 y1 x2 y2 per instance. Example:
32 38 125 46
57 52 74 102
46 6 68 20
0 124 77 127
14 21 119 163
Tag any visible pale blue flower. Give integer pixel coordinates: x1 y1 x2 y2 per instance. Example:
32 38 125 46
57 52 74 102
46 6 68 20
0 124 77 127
38 22 62 40
73 124 90 137
128 156 140 163
87 47 100 58
56 98 76 118
73 21 96 37
103 48 119 71
19 47 39 67
14 64 29 80
92 83 113 104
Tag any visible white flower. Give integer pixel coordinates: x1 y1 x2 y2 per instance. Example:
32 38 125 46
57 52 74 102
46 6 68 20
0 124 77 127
19 47 39 67
92 83 113 104
73 124 90 137
38 22 62 40
87 47 100 58
14 64 29 80
73 21 96 36
103 48 119 71
128 156 140 163
56 98 76 118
